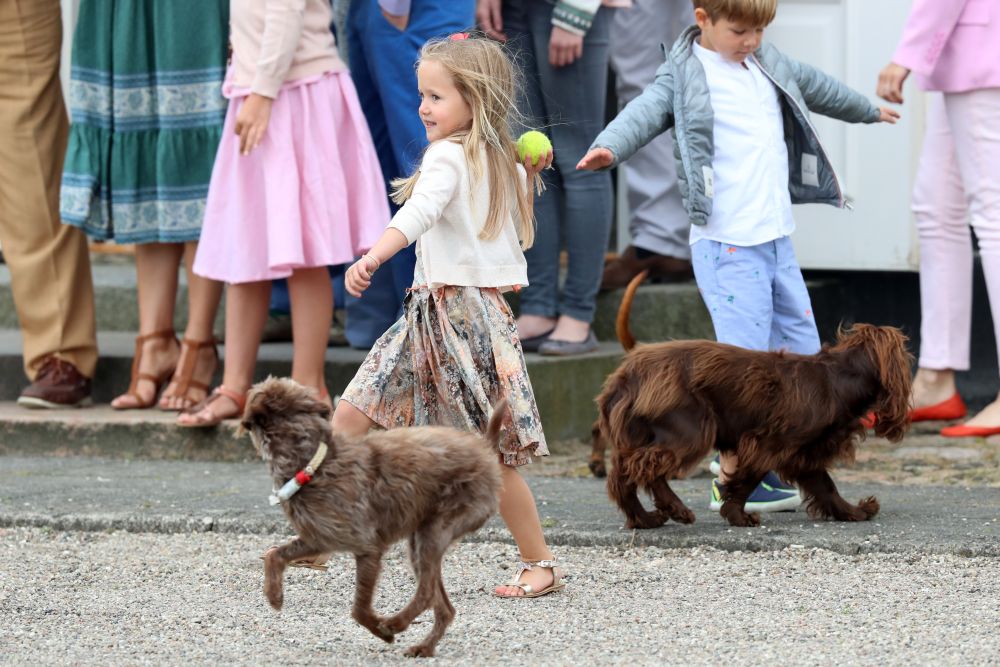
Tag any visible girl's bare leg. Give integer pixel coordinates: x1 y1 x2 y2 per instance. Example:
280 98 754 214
494 465 556 596
288 267 332 398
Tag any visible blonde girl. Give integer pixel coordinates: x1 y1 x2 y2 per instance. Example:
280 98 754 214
332 33 563 598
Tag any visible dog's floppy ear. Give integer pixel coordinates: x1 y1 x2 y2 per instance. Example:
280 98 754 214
870 326 913 443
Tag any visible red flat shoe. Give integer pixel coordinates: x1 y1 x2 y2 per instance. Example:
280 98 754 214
940 424 1000 438
860 412 877 429
909 393 967 422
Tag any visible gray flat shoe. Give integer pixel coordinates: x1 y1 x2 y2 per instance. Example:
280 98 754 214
538 331 599 356
519 328 554 353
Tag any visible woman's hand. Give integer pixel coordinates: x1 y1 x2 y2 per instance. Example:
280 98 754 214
235 93 273 155
876 63 910 104
549 26 583 67
576 147 614 171
345 255 380 298
476 0 507 41
878 107 901 124
381 8 408 30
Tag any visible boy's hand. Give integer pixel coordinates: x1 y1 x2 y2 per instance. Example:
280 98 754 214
876 63 910 104
523 149 553 177
878 107 901 124
345 256 379 298
576 147 614 171
235 93 273 156
549 26 583 67
476 0 507 41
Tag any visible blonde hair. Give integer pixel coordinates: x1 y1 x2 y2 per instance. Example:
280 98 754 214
692 0 777 27
391 34 535 249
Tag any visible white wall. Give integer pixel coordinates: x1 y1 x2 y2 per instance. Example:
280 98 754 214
768 0 923 271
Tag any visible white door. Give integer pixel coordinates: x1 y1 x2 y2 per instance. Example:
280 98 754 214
767 0 923 271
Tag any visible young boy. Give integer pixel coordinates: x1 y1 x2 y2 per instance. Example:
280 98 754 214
578 0 899 512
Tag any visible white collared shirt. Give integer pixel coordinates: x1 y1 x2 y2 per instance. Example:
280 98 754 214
690 41 795 247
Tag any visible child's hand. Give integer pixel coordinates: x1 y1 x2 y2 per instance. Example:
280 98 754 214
878 107 901 124
876 63 910 104
235 93 273 155
523 149 553 177
345 255 380 298
576 147 614 171
549 26 583 67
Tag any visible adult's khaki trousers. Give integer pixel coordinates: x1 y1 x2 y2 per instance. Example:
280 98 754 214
0 0 97 379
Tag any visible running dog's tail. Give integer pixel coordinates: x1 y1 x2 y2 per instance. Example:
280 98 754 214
485 399 509 448
615 269 649 352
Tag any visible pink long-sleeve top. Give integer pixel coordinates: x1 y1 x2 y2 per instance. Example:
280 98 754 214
892 0 1000 93
231 0 346 99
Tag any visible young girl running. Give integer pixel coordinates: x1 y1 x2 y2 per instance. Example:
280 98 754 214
334 34 563 598
178 0 388 426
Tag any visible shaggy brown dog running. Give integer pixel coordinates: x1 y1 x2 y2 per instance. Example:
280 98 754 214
241 377 503 658
593 271 912 529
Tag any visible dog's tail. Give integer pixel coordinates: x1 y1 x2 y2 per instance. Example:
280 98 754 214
615 269 648 352
485 399 509 449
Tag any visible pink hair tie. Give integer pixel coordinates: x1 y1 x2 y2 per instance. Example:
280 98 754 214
449 32 470 41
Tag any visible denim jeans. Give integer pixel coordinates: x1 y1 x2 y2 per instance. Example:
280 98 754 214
339 0 474 348
503 0 615 324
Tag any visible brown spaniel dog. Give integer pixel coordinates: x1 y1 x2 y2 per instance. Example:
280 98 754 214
593 271 912 529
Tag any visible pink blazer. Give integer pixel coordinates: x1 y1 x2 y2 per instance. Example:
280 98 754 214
893 0 1000 92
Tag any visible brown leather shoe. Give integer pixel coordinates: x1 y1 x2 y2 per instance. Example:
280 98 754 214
600 245 693 291
17 357 93 409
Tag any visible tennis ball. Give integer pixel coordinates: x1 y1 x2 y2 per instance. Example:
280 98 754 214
517 130 552 166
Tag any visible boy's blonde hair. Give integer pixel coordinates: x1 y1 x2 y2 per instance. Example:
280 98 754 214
391 34 535 249
692 0 777 27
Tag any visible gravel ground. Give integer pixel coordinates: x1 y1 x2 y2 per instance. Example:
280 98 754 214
1 527 996 666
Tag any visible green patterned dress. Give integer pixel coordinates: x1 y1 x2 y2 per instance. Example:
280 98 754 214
60 0 229 244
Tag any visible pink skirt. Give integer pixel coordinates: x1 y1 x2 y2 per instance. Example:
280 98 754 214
194 71 389 283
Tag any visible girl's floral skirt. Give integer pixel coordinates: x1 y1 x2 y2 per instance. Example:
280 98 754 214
341 284 548 467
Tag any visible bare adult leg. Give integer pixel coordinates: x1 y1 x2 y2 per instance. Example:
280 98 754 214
111 243 183 408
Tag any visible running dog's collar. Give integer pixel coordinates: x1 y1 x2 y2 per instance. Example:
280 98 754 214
269 443 328 506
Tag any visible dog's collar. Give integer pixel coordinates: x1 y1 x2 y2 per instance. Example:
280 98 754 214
268 442 328 506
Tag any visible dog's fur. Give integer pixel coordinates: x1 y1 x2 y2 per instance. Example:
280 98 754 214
241 378 503 658
591 271 913 529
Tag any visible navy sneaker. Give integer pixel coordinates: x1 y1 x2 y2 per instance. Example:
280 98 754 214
709 469 801 513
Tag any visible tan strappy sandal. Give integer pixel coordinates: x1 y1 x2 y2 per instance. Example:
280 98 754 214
495 559 566 598
111 329 179 410
158 338 219 411
177 385 247 428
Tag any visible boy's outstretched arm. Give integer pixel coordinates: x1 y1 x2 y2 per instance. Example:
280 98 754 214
785 55 898 124
579 60 676 170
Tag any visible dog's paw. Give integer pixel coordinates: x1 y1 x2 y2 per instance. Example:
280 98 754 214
264 585 284 612
669 506 696 525
404 643 436 658
726 511 761 528
857 496 880 520
588 459 607 478
372 621 398 644
623 510 667 530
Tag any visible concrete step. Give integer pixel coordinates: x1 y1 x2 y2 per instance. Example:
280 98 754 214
0 263 718 341
0 264 226 334
0 330 623 454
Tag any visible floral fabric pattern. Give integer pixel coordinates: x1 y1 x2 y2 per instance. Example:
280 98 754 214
342 254 548 466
